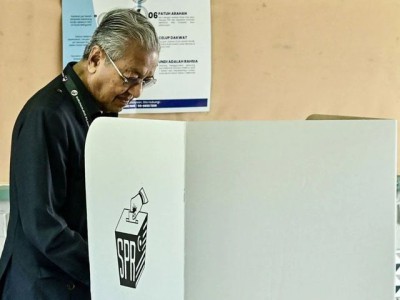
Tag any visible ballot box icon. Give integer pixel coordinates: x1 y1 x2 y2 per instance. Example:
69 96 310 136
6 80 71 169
115 188 148 288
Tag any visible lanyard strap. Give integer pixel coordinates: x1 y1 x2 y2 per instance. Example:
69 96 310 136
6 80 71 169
62 73 90 129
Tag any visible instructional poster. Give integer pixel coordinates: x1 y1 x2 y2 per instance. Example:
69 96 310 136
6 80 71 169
62 0 211 113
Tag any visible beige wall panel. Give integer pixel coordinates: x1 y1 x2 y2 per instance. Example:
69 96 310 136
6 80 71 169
0 1 62 183
1 0 400 182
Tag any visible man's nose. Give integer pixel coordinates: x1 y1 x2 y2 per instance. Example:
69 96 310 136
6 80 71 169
127 83 143 99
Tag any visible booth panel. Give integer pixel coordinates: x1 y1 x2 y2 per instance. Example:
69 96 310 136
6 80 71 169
85 118 186 299
185 120 396 300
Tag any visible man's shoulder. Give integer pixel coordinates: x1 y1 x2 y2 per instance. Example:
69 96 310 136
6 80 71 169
22 74 75 116
13 75 80 134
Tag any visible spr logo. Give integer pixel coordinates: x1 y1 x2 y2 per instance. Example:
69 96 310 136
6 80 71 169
115 188 149 288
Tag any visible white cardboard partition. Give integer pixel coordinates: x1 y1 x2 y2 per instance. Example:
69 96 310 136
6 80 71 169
85 118 396 300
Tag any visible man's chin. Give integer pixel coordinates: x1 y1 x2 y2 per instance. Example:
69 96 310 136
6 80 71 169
114 99 131 112
111 102 128 113
102 105 124 114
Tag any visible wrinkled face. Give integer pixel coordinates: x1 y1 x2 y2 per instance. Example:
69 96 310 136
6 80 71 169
86 43 159 113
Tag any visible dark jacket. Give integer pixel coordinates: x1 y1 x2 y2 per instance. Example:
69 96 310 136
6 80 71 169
0 63 115 299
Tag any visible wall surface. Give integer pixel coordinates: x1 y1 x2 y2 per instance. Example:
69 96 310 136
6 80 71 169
1 0 400 182
0 1 62 183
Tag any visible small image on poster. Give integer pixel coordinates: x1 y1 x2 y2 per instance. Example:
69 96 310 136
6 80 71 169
62 0 211 113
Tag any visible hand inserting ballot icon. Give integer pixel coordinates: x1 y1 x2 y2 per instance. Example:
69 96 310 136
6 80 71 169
116 187 149 288
127 188 149 223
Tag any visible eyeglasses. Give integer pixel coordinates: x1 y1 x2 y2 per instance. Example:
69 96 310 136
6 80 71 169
104 50 157 89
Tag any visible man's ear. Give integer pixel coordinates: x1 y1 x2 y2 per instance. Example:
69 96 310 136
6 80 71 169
87 45 104 74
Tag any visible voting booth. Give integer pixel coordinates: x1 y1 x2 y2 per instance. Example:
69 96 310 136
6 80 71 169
85 118 396 300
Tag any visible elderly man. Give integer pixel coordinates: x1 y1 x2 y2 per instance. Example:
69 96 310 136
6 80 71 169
0 8 159 299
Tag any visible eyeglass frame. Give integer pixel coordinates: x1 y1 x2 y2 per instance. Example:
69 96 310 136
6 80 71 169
103 50 157 89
